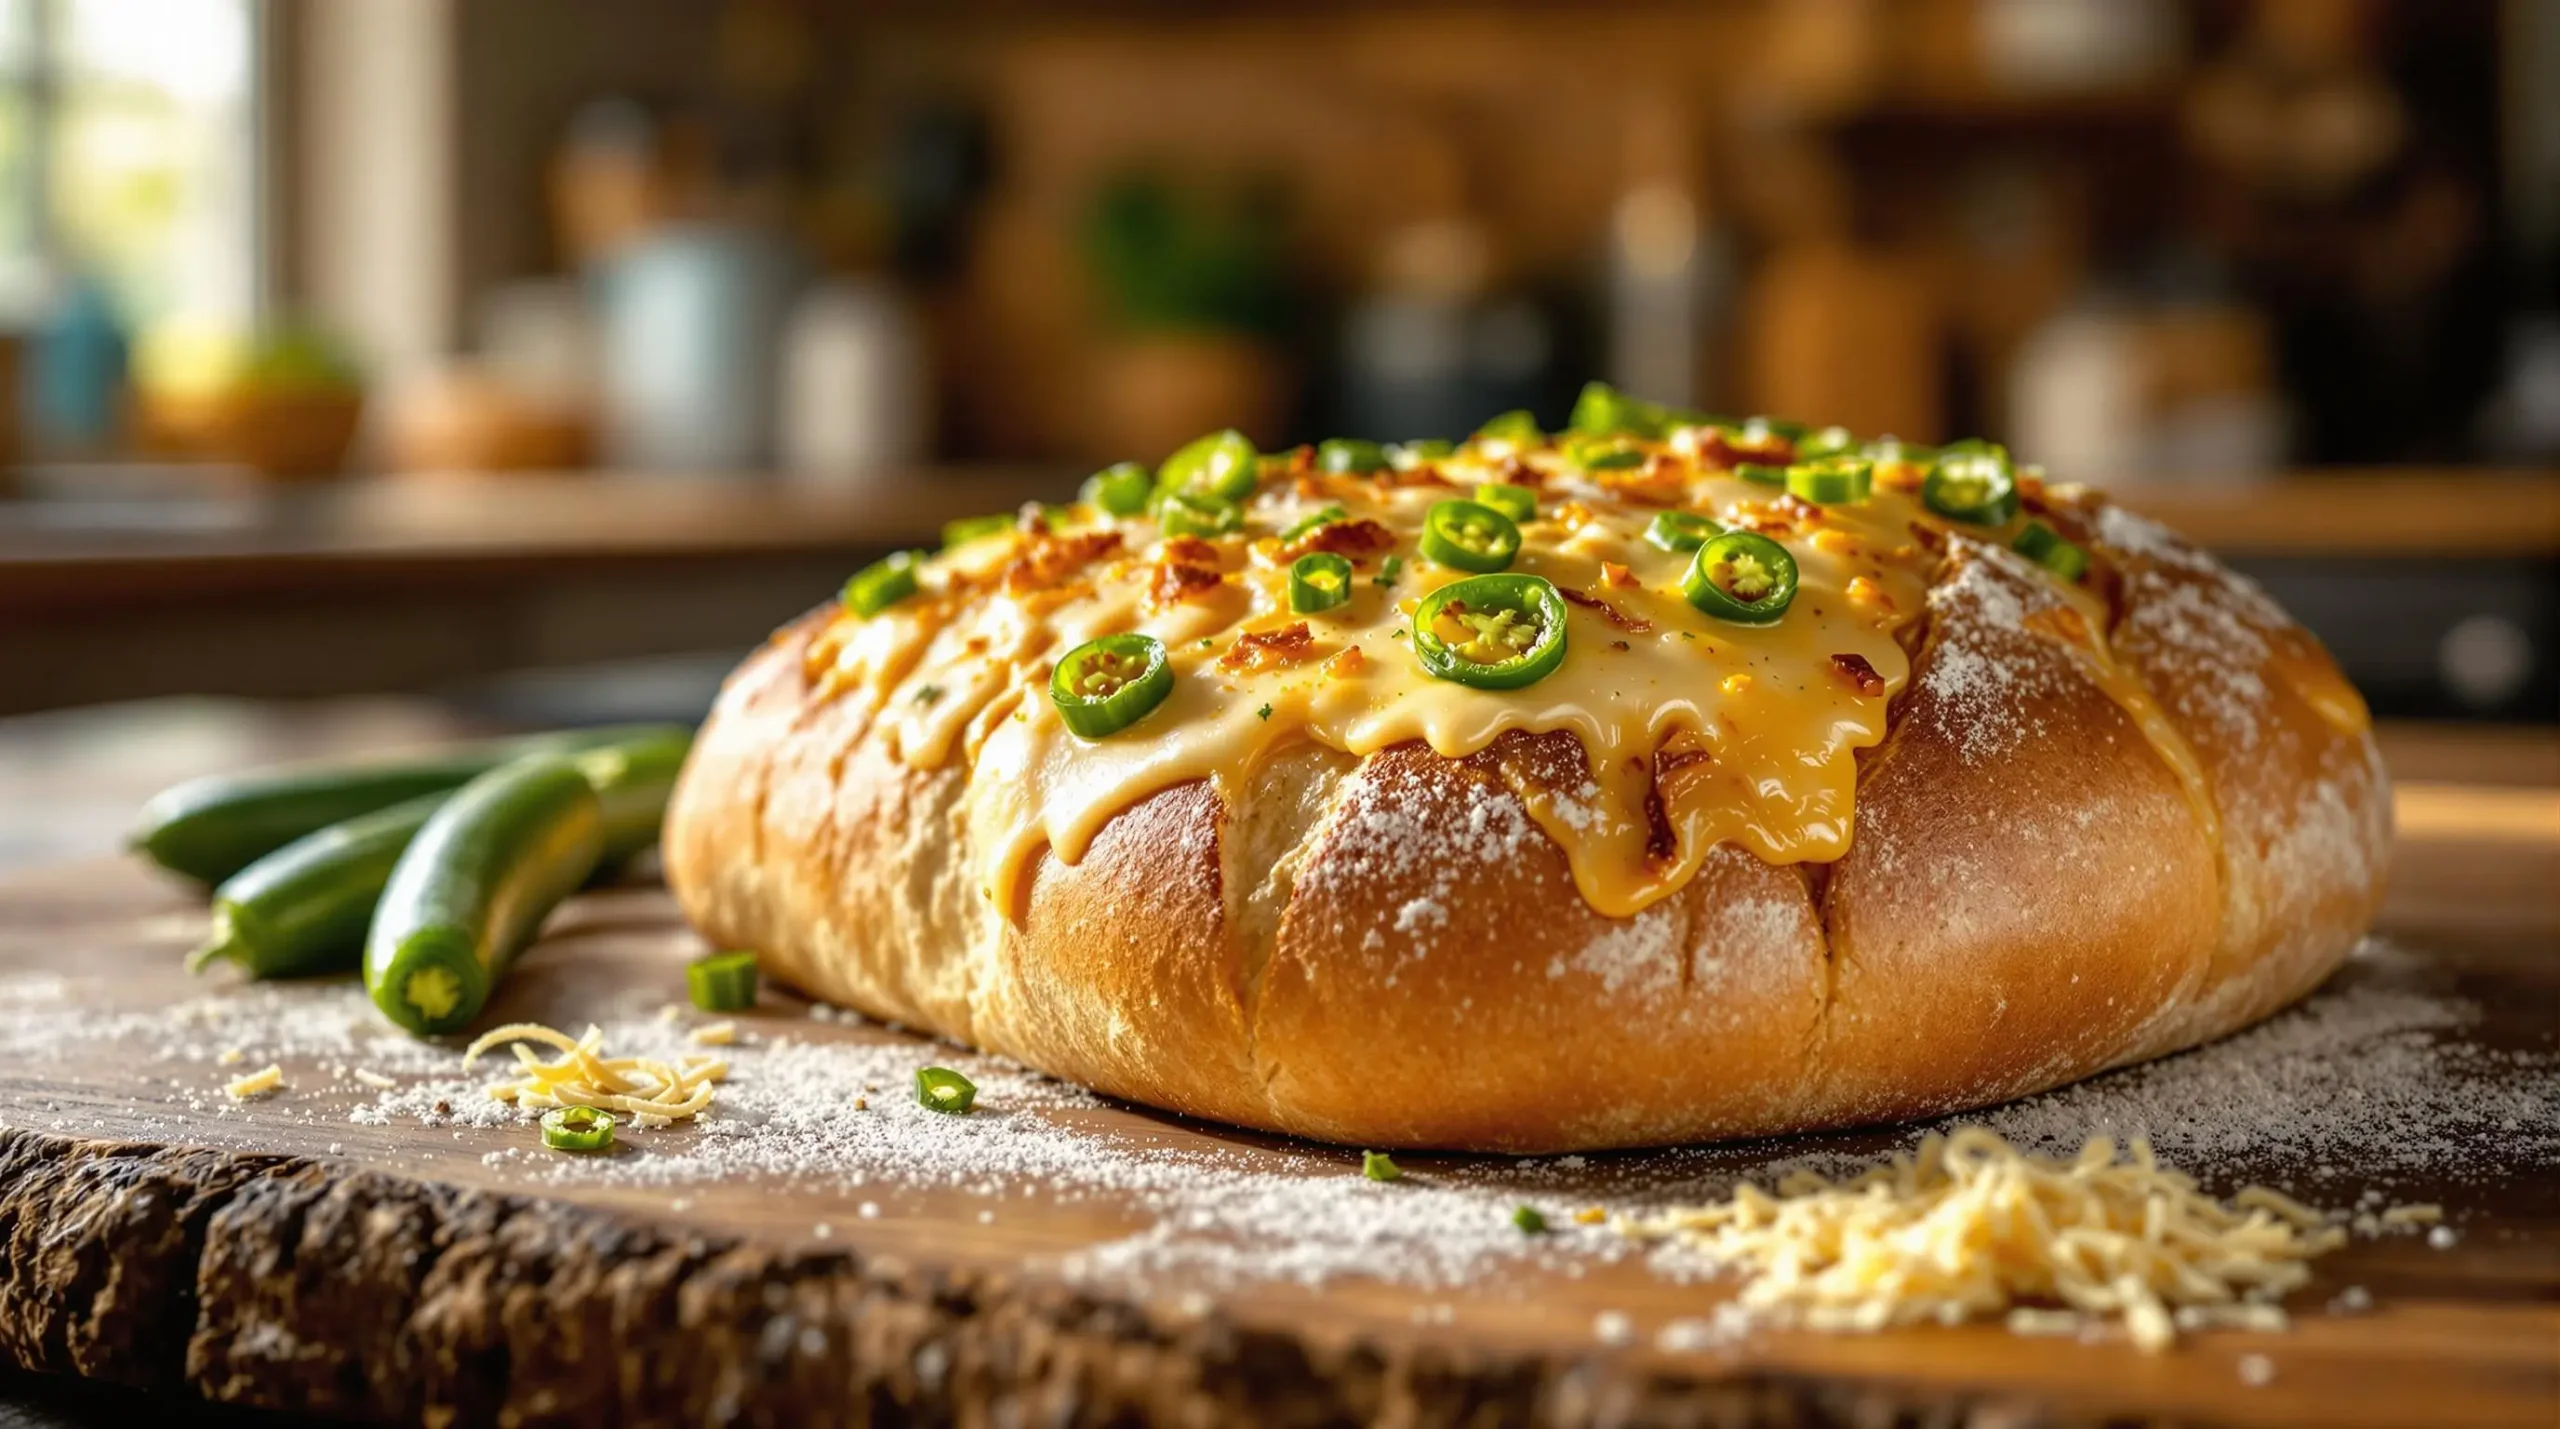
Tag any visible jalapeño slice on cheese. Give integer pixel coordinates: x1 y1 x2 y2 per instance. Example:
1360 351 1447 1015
1289 552 1355 614
1923 440 2021 525
1413 573 1569 690
1050 633 1175 739
1157 490 1242 538
1081 461 1154 516
1786 456 1874 505
1157 428 1260 502
842 550 924 616
1646 510 1720 553
1683 530 1799 624
1474 482 1537 522
2013 521 2090 582
1284 503 1349 540
1317 438 1390 475
1420 499 1522 573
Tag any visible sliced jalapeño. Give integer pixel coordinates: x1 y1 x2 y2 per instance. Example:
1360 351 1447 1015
1923 441 2020 524
1289 552 1354 614
1413 573 1569 690
1682 531 1798 625
1050 634 1175 739
1419 499 1521 573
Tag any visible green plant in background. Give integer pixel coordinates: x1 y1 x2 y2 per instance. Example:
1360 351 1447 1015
1082 170 1292 339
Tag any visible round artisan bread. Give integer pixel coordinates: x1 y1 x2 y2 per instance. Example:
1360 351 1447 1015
662 488 2388 1152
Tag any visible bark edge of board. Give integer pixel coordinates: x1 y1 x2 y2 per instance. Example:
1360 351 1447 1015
1 1125 2086 1427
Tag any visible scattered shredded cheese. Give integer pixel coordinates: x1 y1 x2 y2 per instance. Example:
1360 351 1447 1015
216 1047 245 1066
464 1022 725 1122
351 1068 397 1090
222 1064 284 1099
1623 1127 2350 1352
689 1021 738 1047
2379 1203 2443 1226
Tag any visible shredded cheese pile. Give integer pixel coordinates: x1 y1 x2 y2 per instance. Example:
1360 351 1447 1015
1623 1127 2354 1352
464 1022 726 1128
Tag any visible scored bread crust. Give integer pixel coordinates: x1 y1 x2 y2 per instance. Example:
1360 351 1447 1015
663 489 2389 1152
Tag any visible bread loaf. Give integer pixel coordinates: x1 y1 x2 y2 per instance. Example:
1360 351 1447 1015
664 405 2387 1152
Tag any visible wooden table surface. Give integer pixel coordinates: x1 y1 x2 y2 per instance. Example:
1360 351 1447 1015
0 776 2552 1427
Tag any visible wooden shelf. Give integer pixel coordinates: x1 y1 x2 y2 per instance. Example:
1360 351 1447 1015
0 467 2546 715
2107 472 2560 560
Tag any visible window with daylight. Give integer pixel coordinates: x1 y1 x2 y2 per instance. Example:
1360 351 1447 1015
0 0 257 322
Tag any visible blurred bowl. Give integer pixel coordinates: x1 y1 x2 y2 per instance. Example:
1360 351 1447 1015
137 382 366 482
1090 331 1287 462
383 367 594 474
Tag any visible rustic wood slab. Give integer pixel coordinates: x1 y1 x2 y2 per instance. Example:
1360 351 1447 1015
0 790 2554 1428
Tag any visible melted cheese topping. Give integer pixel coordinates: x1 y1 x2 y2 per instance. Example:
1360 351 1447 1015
808 440 2203 922
1621 1127 2352 1352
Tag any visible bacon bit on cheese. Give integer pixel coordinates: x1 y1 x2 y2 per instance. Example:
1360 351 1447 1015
1723 673 1754 695
1218 622 1321 674
1811 530 1866 558
1592 457 1688 506
1830 652 1886 696
1697 427 1794 468
1550 500 1599 533
1727 506 1796 537
1323 647 1368 679
1560 585 1652 633
1280 517 1397 564
1144 537 1226 612
1598 560 1639 590
1847 576 1896 615
1004 530 1124 596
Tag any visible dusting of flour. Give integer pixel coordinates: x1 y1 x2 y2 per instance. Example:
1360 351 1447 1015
0 938 2548 1296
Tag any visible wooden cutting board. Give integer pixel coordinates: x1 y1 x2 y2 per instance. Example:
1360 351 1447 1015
0 783 2553 1428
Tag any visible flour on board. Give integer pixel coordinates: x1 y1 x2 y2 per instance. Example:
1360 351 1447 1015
1 937 2548 1312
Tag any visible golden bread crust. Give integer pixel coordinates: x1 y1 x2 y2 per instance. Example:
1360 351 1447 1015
664 490 2388 1152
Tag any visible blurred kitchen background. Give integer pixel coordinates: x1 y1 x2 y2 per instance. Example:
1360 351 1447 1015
0 0 2553 866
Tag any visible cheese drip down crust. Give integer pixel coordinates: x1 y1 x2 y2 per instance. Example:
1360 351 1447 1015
810 438 2241 922
666 399 2389 1153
